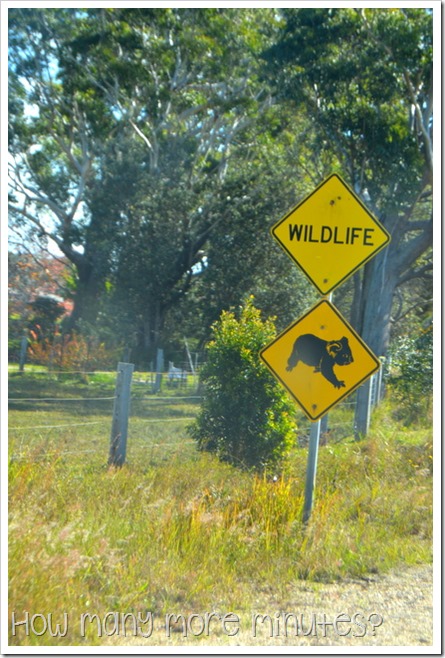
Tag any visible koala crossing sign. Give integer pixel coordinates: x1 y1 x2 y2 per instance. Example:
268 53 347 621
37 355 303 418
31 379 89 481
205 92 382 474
260 300 380 421
263 174 391 521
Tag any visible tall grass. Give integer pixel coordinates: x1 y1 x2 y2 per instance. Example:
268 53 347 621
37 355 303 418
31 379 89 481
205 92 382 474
8 373 432 646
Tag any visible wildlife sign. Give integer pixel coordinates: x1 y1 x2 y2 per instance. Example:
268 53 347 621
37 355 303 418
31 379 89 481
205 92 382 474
260 300 380 421
271 174 391 295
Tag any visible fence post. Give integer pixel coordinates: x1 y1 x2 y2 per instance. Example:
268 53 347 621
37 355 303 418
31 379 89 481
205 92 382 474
376 357 385 404
19 335 28 373
184 337 196 376
108 362 134 467
153 348 164 394
354 378 372 440
369 373 377 408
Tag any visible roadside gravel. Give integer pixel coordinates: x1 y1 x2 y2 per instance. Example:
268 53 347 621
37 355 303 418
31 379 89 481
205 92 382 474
112 564 434 648
244 563 435 647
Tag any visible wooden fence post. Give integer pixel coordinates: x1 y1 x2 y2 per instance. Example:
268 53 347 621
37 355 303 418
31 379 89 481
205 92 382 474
19 335 28 373
153 348 164 393
108 362 134 467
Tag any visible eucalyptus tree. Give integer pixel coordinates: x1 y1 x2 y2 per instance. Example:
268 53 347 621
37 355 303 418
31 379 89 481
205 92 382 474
263 7 433 352
8 8 129 328
8 8 285 357
262 8 433 430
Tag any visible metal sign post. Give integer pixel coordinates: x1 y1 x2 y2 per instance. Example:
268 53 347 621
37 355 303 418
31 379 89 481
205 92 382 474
302 291 331 524
303 419 321 524
262 172 391 524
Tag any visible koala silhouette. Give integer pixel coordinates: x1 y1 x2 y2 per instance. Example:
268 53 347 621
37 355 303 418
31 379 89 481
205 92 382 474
286 334 353 389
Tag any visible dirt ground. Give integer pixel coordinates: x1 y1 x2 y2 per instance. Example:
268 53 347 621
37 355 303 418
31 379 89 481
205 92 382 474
109 564 435 649
241 563 435 648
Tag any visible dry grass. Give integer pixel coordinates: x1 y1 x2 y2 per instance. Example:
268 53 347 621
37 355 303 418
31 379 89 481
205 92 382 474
8 372 432 646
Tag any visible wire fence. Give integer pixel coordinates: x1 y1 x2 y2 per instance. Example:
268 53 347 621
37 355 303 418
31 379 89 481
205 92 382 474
8 366 203 463
8 361 385 463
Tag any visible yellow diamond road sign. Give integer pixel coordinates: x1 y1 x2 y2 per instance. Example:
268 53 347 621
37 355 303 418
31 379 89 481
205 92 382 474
271 174 391 295
260 300 380 421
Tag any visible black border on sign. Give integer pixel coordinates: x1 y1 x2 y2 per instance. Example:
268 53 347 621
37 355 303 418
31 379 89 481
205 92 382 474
270 173 392 296
259 299 381 421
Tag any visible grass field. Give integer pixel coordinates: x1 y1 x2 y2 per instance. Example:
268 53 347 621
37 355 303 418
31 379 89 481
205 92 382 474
7 369 433 646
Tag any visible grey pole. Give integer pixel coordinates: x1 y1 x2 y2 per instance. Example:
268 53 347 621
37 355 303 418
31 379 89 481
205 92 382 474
19 335 28 373
354 378 372 440
153 348 164 394
109 362 134 467
302 418 322 524
302 292 332 524
376 357 385 404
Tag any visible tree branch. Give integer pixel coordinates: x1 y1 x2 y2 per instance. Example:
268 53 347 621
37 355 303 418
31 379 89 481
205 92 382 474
403 68 433 178
396 260 432 287
8 203 84 268
394 215 433 284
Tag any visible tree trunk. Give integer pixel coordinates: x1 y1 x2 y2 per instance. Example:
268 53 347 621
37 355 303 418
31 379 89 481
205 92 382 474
63 258 105 332
353 249 397 437
135 301 166 366
356 251 396 355
349 271 363 333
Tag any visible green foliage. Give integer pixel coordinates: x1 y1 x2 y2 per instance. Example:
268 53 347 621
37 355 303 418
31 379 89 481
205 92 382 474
388 327 433 424
264 7 432 202
28 296 65 341
262 7 433 366
190 297 297 471
8 313 25 361
8 8 433 369
8 8 320 359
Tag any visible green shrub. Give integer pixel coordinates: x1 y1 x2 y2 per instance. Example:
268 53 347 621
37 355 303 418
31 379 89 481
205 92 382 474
388 327 433 424
189 297 297 471
28 296 65 340
8 313 25 361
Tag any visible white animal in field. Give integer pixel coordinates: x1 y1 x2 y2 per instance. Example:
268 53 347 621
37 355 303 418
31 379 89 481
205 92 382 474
168 361 187 383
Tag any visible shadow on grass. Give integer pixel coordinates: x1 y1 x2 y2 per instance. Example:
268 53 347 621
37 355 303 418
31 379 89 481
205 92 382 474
8 372 201 420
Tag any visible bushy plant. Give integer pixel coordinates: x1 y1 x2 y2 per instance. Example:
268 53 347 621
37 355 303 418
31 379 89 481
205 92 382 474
8 312 25 361
28 332 119 371
28 296 65 340
189 297 297 471
388 327 433 424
